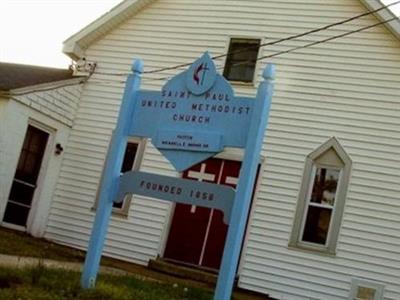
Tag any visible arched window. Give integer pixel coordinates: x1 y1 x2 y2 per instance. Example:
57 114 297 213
289 137 352 254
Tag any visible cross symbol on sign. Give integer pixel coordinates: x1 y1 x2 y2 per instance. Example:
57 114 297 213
225 176 239 186
193 63 210 86
187 163 216 213
200 63 209 86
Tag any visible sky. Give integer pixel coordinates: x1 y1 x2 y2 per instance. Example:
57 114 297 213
0 0 121 68
0 0 399 69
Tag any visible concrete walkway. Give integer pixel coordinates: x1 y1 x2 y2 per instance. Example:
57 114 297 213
0 254 159 282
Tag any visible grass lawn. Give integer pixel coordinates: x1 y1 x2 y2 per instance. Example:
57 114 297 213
0 227 211 288
0 265 212 300
0 227 269 300
0 227 85 262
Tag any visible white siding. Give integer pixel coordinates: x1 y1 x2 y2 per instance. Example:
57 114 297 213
11 81 83 127
48 0 400 299
0 97 75 237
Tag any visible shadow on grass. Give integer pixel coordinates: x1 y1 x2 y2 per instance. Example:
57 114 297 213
0 228 271 299
0 265 213 300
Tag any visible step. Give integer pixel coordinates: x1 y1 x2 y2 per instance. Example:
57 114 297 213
148 258 274 299
148 258 219 285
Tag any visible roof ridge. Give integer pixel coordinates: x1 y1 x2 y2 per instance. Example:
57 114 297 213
63 0 400 61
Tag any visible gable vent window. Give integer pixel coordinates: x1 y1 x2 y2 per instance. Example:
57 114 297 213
289 137 352 254
349 279 384 300
223 38 260 83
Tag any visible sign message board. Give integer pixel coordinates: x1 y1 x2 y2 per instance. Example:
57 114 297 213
116 171 235 224
153 130 223 152
130 53 254 171
81 52 275 300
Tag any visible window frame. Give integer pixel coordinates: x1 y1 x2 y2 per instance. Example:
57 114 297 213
289 137 352 255
349 278 384 300
93 137 146 217
298 164 342 248
223 37 262 84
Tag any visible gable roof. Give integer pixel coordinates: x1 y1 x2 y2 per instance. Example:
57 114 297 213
307 137 352 166
361 0 400 39
63 0 400 61
0 62 75 91
63 0 156 60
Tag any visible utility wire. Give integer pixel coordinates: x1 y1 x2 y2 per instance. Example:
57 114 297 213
144 0 400 74
119 16 398 84
89 15 399 86
93 0 400 77
4 12 397 93
234 16 399 68
214 0 400 61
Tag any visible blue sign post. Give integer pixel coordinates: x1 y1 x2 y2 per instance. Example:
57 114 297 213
81 60 144 288
80 52 275 300
214 65 275 300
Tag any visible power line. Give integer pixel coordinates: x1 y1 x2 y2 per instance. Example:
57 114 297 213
144 0 400 74
84 15 399 86
215 1 400 61
127 16 398 84
5 12 397 93
93 0 400 77
240 16 399 68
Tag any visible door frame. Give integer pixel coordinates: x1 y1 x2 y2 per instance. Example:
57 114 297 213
159 152 265 273
1 119 55 232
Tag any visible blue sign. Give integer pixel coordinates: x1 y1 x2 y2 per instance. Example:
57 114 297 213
130 52 254 171
81 52 276 300
116 171 235 224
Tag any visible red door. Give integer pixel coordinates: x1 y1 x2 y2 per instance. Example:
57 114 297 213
163 158 242 270
201 159 241 269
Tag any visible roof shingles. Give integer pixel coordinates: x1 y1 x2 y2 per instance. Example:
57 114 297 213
0 62 74 91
